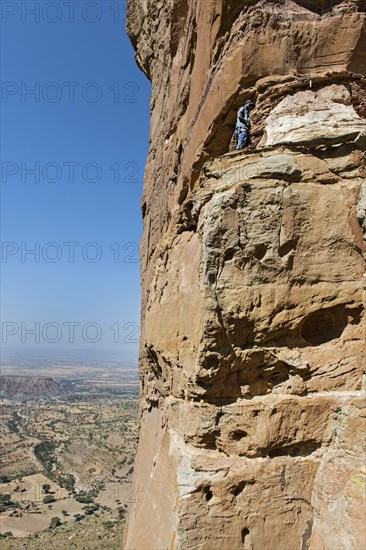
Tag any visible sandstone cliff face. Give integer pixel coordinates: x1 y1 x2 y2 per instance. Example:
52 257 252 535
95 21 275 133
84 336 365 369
125 1 366 549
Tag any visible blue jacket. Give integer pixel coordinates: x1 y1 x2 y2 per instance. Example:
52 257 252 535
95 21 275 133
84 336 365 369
236 106 250 129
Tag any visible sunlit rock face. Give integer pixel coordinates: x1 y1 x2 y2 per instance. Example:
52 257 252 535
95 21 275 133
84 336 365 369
124 1 366 549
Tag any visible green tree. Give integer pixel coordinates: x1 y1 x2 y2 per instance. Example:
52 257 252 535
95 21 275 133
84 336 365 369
75 494 93 504
43 495 55 504
49 517 62 529
57 473 75 494
42 483 51 494
102 520 114 529
82 503 99 515
117 506 126 519
0 475 11 483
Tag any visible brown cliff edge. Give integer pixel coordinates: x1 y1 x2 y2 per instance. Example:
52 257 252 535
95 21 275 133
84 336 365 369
124 1 366 548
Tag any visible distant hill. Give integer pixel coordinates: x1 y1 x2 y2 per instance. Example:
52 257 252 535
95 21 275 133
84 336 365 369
0 375 63 398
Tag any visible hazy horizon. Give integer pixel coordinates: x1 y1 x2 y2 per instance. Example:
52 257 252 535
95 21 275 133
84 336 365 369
1 346 138 368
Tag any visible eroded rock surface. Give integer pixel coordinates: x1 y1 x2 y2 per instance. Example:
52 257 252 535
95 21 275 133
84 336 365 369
125 1 366 549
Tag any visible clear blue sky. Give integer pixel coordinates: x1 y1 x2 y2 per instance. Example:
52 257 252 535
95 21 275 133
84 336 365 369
0 1 151 359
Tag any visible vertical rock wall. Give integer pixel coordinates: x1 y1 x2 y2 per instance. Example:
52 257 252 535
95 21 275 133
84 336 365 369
125 1 366 548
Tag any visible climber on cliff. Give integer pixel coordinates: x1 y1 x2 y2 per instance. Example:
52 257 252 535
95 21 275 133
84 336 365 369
233 100 255 149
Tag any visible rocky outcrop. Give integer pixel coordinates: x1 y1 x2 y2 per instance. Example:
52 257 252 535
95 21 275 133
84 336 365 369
125 1 366 549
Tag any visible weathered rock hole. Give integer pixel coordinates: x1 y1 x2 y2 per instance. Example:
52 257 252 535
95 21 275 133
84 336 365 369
278 238 297 257
241 528 250 544
231 430 248 441
208 272 216 284
233 481 246 497
199 429 219 450
293 0 340 15
300 305 350 345
268 371 288 385
204 488 213 502
267 440 320 458
252 243 267 260
215 411 224 425
224 248 236 262
204 355 220 370
147 400 159 412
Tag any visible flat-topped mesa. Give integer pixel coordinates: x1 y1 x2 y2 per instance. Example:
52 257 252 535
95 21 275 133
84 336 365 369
125 1 366 549
0 375 64 397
